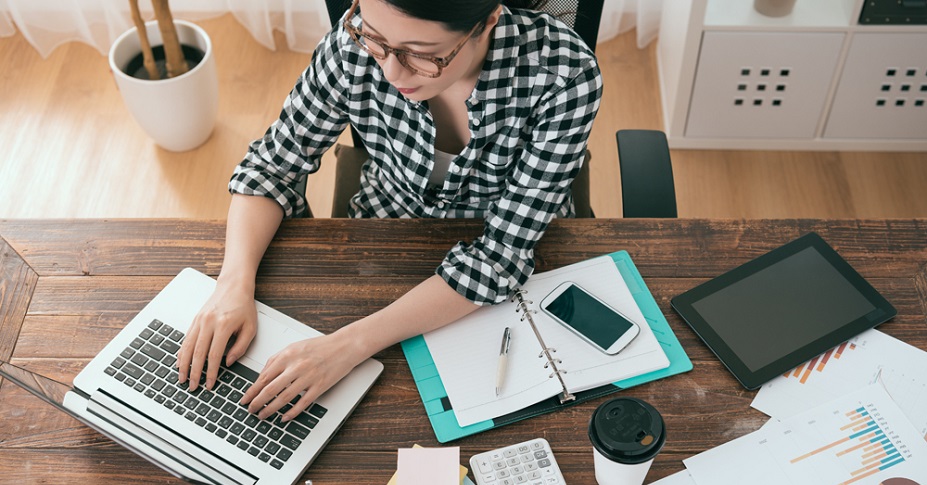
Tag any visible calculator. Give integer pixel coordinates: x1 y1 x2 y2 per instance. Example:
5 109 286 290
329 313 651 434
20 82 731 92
469 437 566 485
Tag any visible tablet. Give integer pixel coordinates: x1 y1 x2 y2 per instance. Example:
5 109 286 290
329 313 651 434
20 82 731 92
671 232 896 390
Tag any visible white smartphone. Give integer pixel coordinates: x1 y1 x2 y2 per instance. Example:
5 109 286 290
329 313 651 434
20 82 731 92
540 281 641 355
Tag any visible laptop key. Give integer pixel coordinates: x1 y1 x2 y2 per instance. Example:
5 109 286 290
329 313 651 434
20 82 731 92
144 389 156 399
231 377 247 390
199 390 214 403
206 423 217 433
158 324 173 336
125 378 136 387
227 361 260 382
161 355 176 368
151 379 166 391
256 422 271 435
150 334 164 345
218 417 234 429
233 409 248 422
242 430 257 442
228 391 243 403
114 372 127 382
111 357 126 369
264 442 281 455
279 434 301 451
104 367 117 377
285 421 310 440
154 366 169 378
184 399 198 410
144 361 159 373
294 412 318 429
253 435 269 448
131 354 149 368
196 403 210 416
129 338 144 350
140 343 166 361
269 460 284 470
222 402 237 415
216 429 227 439
165 400 176 410
215 384 232 398
159 339 180 355
122 363 145 380
308 403 327 418
237 441 249 452
268 428 284 441
163 385 177 398
120 348 135 360
258 452 270 463
230 423 246 436
140 328 154 340
277 448 293 461
245 415 259 428
148 319 163 330
247 446 260 457
185 412 196 421
195 417 207 427
133 383 146 392
169 330 184 342
173 406 184 415
207 410 222 423
173 392 187 405
140 374 155 385
210 395 226 409
218 371 234 384
155 395 166 404
227 435 239 446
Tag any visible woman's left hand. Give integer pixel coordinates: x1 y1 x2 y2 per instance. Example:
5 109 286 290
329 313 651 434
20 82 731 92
240 332 362 422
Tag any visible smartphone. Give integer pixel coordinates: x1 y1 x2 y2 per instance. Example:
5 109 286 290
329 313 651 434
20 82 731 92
540 281 640 355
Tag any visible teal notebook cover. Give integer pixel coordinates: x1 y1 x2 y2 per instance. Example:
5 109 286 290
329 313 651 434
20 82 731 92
400 251 693 443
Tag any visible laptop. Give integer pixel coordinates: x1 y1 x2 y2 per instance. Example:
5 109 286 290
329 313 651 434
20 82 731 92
0 268 383 484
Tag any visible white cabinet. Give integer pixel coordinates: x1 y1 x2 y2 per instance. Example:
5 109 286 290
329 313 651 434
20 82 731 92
657 0 927 150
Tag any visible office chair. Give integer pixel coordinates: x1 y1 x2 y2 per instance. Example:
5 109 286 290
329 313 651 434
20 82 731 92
616 130 677 218
302 0 606 218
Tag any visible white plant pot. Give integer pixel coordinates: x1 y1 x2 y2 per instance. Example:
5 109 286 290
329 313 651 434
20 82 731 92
109 20 218 152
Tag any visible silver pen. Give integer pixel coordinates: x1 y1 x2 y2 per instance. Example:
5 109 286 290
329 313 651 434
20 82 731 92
495 327 512 396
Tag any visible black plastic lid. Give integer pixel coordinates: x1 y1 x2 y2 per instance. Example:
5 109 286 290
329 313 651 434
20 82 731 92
588 397 665 465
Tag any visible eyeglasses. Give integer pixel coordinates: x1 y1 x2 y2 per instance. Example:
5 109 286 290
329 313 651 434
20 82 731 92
343 0 481 78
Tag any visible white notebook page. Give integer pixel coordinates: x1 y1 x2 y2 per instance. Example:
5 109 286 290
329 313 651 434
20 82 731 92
425 256 669 427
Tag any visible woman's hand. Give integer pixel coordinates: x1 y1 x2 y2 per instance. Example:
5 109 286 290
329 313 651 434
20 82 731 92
240 331 363 422
177 279 258 392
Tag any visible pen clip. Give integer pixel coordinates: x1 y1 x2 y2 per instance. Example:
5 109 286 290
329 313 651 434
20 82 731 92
500 327 511 355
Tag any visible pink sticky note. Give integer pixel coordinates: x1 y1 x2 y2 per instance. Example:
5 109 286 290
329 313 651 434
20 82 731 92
396 446 460 485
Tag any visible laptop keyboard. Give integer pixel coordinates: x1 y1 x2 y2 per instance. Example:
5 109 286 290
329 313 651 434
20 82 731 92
103 319 328 471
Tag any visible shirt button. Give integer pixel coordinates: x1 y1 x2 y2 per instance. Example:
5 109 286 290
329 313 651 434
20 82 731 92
450 165 460 173
436 201 446 209
472 118 481 127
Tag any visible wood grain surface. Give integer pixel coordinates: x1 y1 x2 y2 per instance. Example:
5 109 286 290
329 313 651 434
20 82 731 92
1 219 925 484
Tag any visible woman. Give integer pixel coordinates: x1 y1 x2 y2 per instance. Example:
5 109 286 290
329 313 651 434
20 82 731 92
177 0 602 424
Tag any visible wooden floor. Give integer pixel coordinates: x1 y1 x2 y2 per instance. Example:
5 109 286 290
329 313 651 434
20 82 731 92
1 14 925 220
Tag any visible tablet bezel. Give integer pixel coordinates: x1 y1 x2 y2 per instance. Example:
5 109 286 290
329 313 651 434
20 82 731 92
670 232 896 390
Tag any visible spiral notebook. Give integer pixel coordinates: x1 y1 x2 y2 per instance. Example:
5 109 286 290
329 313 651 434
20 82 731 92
423 254 672 428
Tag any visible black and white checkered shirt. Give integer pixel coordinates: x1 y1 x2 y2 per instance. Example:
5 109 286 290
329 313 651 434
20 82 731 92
230 7 602 305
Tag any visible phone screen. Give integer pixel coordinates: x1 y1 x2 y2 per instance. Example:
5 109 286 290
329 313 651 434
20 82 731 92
543 285 635 349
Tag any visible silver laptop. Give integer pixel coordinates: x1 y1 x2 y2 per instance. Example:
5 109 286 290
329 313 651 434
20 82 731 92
2 268 382 485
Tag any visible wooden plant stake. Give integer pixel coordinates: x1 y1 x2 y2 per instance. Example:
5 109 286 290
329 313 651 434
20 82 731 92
129 0 159 80
151 0 189 78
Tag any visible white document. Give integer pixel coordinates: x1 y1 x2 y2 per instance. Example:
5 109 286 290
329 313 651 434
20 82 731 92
752 329 927 439
686 384 927 485
425 256 670 427
650 470 698 485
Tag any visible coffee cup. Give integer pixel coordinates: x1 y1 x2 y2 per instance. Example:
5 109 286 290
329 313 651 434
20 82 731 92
588 397 665 485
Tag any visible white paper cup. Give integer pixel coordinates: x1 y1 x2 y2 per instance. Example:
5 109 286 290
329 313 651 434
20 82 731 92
588 397 665 485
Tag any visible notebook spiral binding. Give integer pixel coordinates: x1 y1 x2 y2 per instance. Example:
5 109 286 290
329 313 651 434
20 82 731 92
513 289 576 404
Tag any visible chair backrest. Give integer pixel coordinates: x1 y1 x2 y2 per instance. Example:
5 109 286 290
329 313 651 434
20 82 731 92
324 0 604 52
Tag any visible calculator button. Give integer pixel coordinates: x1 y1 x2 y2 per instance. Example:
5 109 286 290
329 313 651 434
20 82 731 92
525 462 538 471
504 449 517 458
515 476 528 484
477 458 493 474
500 479 515 485
534 451 548 460
511 465 524 475
520 454 533 463
531 441 544 450
537 458 551 468
507 457 519 467
529 471 542 480
496 470 510 479
490 452 503 461
493 461 507 471
517 445 530 454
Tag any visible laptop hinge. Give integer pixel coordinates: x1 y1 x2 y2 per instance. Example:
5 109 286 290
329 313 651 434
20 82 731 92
88 390 258 485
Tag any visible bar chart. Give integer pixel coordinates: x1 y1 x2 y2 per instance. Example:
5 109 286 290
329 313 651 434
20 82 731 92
686 384 927 485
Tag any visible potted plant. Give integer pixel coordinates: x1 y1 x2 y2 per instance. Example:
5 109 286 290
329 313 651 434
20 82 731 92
109 0 218 151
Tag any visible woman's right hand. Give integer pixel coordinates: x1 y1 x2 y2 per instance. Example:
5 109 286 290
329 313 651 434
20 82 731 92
177 278 258 392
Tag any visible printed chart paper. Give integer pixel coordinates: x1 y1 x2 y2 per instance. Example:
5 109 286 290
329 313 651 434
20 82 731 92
752 329 927 439
686 384 927 485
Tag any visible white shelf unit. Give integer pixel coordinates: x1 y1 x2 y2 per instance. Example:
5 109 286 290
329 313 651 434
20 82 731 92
657 0 927 151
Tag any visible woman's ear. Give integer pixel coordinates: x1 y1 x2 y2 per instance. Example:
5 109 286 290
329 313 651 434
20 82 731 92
480 5 503 40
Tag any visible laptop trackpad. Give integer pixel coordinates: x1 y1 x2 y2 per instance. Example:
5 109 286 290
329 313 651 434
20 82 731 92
239 315 303 368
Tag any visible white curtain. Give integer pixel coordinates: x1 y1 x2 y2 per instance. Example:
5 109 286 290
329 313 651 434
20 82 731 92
0 0 663 59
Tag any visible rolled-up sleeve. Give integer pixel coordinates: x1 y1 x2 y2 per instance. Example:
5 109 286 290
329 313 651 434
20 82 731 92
228 30 351 218
437 58 603 305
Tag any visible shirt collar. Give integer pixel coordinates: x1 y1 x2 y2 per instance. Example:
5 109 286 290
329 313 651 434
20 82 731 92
471 6 520 104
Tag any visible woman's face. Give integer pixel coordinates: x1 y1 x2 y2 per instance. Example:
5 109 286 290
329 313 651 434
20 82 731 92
357 0 496 101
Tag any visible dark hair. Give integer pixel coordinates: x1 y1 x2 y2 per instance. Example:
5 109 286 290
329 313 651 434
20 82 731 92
381 0 548 33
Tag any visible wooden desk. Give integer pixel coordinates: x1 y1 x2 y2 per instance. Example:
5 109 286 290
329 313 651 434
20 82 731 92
1 219 925 484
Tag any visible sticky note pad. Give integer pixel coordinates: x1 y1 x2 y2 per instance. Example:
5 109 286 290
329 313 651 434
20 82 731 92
396 446 460 485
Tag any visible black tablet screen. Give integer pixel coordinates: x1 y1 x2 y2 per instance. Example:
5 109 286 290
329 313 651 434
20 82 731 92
690 247 876 372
